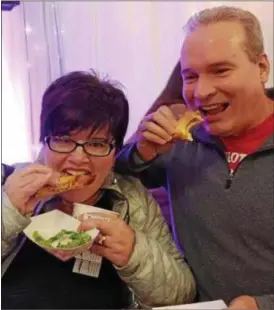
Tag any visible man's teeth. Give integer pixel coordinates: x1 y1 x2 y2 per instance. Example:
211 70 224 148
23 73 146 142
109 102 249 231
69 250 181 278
202 105 220 111
199 103 229 115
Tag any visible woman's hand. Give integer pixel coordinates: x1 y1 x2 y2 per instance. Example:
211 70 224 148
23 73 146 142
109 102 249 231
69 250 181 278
79 216 136 268
4 164 58 216
47 242 92 262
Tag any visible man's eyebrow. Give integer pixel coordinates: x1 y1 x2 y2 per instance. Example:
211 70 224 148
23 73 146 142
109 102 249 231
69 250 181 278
181 61 234 75
181 68 195 75
208 61 234 68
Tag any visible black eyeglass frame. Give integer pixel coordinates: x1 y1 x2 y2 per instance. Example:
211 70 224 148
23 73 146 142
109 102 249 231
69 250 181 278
44 136 116 157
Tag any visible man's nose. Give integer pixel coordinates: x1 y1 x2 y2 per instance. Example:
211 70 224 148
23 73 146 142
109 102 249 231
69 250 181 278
194 76 216 101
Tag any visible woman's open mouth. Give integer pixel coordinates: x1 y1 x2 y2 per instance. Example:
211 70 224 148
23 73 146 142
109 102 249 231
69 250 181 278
63 170 96 185
64 170 89 176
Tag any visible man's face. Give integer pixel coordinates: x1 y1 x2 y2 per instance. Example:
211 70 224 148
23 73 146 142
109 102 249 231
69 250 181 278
180 21 270 136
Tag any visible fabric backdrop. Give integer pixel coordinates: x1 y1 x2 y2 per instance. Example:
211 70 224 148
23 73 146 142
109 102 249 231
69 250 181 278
2 1 273 164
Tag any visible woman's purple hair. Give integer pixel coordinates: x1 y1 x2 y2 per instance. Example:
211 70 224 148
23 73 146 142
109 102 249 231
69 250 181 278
40 70 129 150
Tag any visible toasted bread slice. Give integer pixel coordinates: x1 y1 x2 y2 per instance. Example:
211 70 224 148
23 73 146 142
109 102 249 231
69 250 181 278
174 110 202 141
35 174 82 199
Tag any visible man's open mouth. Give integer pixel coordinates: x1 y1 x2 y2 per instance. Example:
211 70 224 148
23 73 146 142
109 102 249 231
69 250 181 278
199 103 230 116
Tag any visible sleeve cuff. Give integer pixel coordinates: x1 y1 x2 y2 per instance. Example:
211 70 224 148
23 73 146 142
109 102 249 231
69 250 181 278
254 294 274 310
2 192 31 238
114 230 147 277
132 148 147 165
129 144 158 172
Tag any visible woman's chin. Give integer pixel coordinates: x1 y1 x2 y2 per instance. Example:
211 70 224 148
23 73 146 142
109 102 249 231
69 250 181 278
59 188 94 204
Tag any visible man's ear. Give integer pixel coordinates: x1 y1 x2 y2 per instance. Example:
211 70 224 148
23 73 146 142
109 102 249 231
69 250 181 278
258 53 270 84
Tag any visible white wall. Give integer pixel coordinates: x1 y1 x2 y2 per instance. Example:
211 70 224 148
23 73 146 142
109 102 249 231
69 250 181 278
2 1 273 163
55 1 274 138
2 8 33 164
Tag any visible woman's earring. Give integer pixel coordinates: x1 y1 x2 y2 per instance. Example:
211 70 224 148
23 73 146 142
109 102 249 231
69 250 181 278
109 170 117 185
103 170 117 186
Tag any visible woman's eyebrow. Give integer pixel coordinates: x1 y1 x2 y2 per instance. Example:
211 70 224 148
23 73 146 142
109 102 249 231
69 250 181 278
88 137 109 141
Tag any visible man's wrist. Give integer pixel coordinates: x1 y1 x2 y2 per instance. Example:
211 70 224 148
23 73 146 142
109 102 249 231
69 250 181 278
135 142 157 162
132 144 156 166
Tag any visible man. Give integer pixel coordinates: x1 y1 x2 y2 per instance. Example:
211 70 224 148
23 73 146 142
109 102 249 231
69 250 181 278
116 6 274 309
127 59 273 229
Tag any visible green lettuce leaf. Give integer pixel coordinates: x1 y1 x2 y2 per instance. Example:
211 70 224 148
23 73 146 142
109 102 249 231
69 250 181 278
33 229 91 249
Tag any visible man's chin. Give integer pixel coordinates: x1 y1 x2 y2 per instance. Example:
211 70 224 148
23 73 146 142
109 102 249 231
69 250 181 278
204 122 234 137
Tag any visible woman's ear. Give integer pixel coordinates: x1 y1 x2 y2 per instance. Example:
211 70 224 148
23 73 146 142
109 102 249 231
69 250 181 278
35 147 45 164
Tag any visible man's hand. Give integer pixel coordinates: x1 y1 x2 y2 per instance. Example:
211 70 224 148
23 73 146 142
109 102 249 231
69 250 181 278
228 295 258 309
4 164 59 216
79 216 136 268
137 104 187 161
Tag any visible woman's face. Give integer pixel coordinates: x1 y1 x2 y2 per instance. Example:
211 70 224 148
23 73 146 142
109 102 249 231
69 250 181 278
43 127 115 203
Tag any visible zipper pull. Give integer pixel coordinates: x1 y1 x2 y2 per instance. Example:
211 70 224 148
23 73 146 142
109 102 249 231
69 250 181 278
225 171 234 189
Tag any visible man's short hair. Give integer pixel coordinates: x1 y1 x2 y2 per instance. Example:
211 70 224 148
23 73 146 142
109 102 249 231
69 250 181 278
183 6 264 63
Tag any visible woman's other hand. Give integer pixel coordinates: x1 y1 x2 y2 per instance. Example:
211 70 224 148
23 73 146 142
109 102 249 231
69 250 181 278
79 216 135 268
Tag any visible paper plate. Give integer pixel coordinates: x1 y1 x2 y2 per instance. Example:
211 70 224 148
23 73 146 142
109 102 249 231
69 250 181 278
23 210 99 258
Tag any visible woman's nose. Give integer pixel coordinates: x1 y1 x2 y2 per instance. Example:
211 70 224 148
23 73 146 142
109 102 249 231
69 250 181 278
68 145 90 163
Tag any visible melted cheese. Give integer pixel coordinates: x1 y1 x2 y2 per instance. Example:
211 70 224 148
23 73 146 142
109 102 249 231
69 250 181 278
35 174 81 199
174 110 202 141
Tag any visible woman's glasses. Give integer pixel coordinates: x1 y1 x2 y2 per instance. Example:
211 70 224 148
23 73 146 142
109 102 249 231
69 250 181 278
45 136 115 157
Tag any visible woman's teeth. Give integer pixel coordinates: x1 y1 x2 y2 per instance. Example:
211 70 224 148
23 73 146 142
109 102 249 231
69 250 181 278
65 170 88 176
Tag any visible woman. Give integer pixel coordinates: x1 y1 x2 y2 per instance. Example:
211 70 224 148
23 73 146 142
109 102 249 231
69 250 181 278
1 71 195 309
